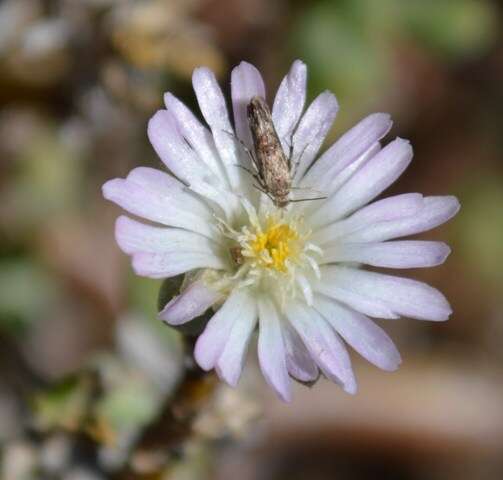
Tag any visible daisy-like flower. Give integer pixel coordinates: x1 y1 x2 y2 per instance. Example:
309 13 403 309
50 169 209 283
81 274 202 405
103 60 459 402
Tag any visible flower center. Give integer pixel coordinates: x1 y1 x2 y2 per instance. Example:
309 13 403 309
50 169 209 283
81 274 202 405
247 220 299 272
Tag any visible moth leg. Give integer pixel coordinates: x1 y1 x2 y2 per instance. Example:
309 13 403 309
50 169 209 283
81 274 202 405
288 195 327 203
291 142 310 179
222 129 259 171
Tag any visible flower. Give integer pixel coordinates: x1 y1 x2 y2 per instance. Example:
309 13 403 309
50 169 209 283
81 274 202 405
102 60 459 402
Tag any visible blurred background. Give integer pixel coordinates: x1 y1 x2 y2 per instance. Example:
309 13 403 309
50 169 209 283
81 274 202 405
1 0 503 479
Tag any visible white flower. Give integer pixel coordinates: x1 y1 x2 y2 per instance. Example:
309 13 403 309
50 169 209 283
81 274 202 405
103 60 459 402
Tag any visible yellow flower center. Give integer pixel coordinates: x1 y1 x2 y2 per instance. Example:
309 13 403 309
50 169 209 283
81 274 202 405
249 220 299 272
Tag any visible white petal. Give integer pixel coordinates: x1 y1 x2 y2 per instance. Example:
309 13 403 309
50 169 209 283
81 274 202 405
292 91 339 182
194 289 252 371
314 295 401 371
282 323 319 382
115 216 223 255
285 302 357 394
272 59 307 154
102 168 216 238
132 251 226 279
301 113 392 192
164 92 229 185
312 193 424 246
215 293 257 386
309 138 413 229
257 298 292 402
231 61 266 151
322 240 451 268
192 67 246 192
148 110 237 216
343 196 460 242
319 266 452 321
159 280 221 326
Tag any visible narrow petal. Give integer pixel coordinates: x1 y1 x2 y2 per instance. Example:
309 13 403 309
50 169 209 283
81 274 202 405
159 280 221 326
292 91 339 182
214 293 257 386
164 92 229 185
231 61 266 151
343 196 460 243
115 216 222 255
285 302 357 394
257 298 292 401
301 113 392 193
102 167 216 238
282 323 319 382
322 240 451 268
319 266 452 321
314 295 401 371
312 193 424 246
132 251 226 279
194 289 251 371
192 67 245 192
272 60 307 154
309 138 413 229
148 109 217 186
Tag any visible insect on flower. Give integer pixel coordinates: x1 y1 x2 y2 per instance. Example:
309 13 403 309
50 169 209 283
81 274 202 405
103 59 460 402
247 96 292 208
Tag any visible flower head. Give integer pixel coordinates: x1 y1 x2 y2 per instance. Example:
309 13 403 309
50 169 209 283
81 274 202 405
103 60 459 402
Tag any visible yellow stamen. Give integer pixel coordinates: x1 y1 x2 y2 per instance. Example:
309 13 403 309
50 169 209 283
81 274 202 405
250 220 299 272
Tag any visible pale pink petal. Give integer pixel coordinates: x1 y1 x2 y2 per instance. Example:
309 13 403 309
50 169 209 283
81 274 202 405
231 61 266 151
322 240 451 268
164 92 228 185
257 298 292 402
272 60 307 154
301 113 392 192
283 323 319 382
115 216 222 255
132 251 226 279
102 168 215 238
314 295 402 371
343 196 460 243
194 289 252 371
285 302 357 394
215 296 257 387
292 91 339 182
312 193 424 245
320 266 452 321
192 67 245 192
309 138 413 229
159 280 221 326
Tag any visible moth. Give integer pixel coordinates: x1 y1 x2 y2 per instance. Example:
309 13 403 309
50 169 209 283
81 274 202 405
246 96 291 208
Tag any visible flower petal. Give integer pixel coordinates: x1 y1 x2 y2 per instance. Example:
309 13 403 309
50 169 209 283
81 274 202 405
194 289 253 371
159 280 221 326
309 138 413 229
319 266 452 321
214 292 257 386
148 110 236 215
312 193 424 246
300 113 392 193
322 240 451 268
314 295 401 371
282 323 319 382
192 66 247 193
257 297 292 401
132 251 226 279
343 196 460 243
292 91 339 182
272 59 307 154
285 302 357 394
102 167 216 238
231 61 266 151
115 216 222 255
164 92 229 185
